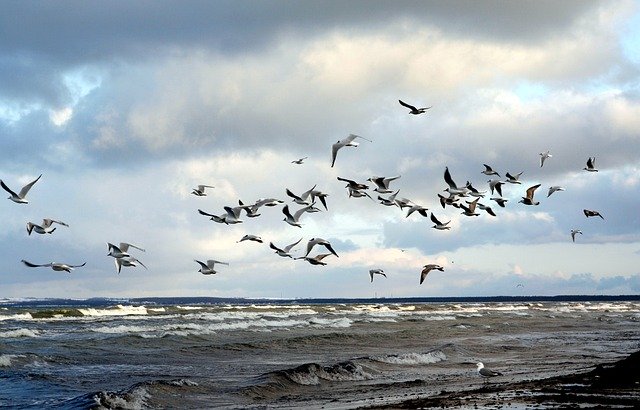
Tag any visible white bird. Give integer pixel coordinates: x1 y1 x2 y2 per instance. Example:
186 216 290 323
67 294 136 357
291 157 308 164
347 187 374 200
430 213 451 230
369 269 386 282
21 259 86 273
305 237 339 258
584 157 598 172
197 209 228 224
378 190 400 207
254 198 285 208
539 150 552 167
114 256 147 274
368 175 401 194
505 171 523 184
286 185 317 206
331 134 371 168
476 362 503 380
398 99 431 115
107 243 130 258
490 197 508 208
420 264 444 284
570 229 583 242
296 253 334 266
487 179 505 197
519 184 542 206
481 164 500 177
269 238 303 258
476 202 497 217
1 174 42 204
466 182 487 198
237 234 263 243
195 259 229 275
191 185 214 196
406 204 429 218
282 204 316 228
547 186 565 197
26 218 69 235
443 167 469 197
337 176 369 191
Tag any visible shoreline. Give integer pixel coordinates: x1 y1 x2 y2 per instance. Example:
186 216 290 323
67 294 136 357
363 350 640 409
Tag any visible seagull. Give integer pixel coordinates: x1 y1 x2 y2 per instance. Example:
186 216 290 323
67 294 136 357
487 179 505 197
466 182 487 198
378 190 400 207
460 197 480 216
282 204 315 228
195 259 229 275
444 167 469 197
539 150 552 167
481 164 500 177
237 234 263 243
583 157 598 172
238 200 262 218
519 184 542 205
107 243 130 259
398 99 431 115
1 174 42 204
476 362 503 380
347 187 374 200
331 134 371 167
286 185 317 206
26 218 69 235
420 264 444 284
337 176 369 191
547 186 565 197
430 213 451 230
197 209 229 224
490 197 508 208
305 237 339 258
505 171 523 184
269 238 303 258
438 193 460 209
369 269 386 282
406 203 429 218
114 256 147 274
368 176 401 194
309 189 329 211
222 205 251 224
570 229 583 242
254 198 285 208
291 157 308 164
476 202 497 217
191 185 214 196
296 253 334 266
583 209 604 219
21 259 86 273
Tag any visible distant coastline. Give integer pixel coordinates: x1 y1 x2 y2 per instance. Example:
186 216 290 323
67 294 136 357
2 294 640 308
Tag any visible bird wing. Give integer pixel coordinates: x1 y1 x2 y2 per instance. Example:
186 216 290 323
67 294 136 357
269 242 285 253
68 262 87 268
21 259 52 268
197 209 217 218
0 180 18 197
284 238 303 252
525 184 541 200
330 142 343 167
194 260 208 269
18 174 42 198
398 99 418 111
443 167 457 189
286 188 304 202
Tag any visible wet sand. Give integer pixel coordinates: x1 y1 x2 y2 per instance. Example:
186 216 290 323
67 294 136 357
365 350 640 409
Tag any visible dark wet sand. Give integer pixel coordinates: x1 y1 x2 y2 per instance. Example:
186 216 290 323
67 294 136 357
364 350 640 409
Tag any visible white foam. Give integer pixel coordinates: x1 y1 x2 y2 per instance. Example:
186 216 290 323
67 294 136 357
0 354 22 367
372 350 447 365
0 312 33 321
310 317 353 328
78 305 148 317
0 328 40 338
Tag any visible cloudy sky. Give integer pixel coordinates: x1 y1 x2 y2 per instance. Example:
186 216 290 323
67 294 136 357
1 1 640 299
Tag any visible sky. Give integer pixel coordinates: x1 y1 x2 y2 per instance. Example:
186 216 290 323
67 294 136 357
1 0 640 299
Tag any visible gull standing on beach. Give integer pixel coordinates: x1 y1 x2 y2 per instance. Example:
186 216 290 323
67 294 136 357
1 174 42 204
476 362 503 380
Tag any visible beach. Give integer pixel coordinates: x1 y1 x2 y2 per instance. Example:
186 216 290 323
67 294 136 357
1 298 639 409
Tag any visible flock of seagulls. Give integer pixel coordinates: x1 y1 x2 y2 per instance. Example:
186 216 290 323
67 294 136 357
1 98 606 287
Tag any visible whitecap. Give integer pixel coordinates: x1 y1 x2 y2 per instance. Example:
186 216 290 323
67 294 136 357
78 305 148 317
0 328 39 338
371 350 447 365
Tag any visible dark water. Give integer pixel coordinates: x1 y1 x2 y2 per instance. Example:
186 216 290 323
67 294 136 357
1 297 639 409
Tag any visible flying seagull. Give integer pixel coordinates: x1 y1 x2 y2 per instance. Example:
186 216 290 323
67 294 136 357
114 256 147 274
547 186 565 197
430 213 451 230
583 157 598 172
398 99 431 115
191 185 214 196
237 234 263 243
420 264 444 284
195 259 229 275
1 174 42 204
490 197 508 208
21 259 86 273
291 157 308 164
296 253 334 266
487 179 505 197
570 229 583 242
368 175 401 194
481 164 500 177
476 362 503 380
443 167 469 197
337 176 369 191
26 219 69 235
583 209 604 219
519 184 542 205
331 134 371 168
197 209 228 224
269 238 303 258
282 204 316 228
369 269 386 282
305 237 339 258
505 171 523 184
459 198 480 216
539 150 552 167
107 243 130 259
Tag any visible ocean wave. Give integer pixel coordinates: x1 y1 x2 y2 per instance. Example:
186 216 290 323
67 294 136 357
0 354 23 367
78 304 148 317
0 328 40 338
0 312 33 321
369 350 447 365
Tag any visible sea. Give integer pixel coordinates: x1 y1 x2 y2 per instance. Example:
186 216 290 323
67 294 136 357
1 296 639 409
